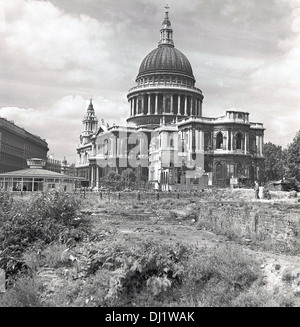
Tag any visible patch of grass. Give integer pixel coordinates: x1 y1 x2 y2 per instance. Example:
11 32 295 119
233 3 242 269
180 244 260 307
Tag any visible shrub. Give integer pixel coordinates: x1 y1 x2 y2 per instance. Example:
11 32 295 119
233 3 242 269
23 243 71 272
0 276 43 307
0 190 88 277
34 239 194 306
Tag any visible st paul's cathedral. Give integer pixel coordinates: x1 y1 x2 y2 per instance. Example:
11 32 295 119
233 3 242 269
76 7 265 190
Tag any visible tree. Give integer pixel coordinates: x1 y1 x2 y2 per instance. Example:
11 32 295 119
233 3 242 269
121 168 136 183
285 130 300 182
263 142 285 182
107 171 121 181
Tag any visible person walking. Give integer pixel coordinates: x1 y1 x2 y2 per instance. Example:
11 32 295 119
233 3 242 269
254 181 260 199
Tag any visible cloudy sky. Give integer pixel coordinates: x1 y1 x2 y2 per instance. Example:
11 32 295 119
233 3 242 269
1 0 300 163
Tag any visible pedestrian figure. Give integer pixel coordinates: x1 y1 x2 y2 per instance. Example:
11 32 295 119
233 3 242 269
254 181 260 199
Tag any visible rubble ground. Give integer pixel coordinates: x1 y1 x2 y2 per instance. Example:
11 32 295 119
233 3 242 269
80 188 300 306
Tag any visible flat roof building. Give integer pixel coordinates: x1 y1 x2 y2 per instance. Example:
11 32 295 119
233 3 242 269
0 158 83 192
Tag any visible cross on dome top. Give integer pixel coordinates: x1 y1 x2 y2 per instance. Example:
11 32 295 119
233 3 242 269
159 5 174 47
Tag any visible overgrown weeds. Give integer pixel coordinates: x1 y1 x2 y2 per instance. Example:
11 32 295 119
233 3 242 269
0 190 90 278
1 189 300 307
0 237 262 307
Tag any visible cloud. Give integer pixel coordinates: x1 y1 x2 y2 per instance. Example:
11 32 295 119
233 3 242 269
0 95 129 163
1 0 300 163
2 0 113 85
245 3 300 144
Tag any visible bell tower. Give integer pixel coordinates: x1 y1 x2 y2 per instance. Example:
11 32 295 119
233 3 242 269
81 99 98 145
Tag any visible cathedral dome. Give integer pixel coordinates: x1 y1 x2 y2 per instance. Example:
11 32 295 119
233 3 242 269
127 6 203 127
137 45 194 79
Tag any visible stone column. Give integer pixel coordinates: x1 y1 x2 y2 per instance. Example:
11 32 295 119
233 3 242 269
148 94 151 115
244 133 248 155
184 96 188 116
96 165 99 189
111 137 114 157
133 98 135 116
177 94 181 115
201 100 203 116
163 94 166 114
256 135 260 155
260 136 263 156
170 94 174 114
231 130 234 151
227 131 230 151
200 130 204 152
133 97 137 116
195 129 200 150
91 165 94 187
141 94 145 115
190 97 195 116
155 94 158 114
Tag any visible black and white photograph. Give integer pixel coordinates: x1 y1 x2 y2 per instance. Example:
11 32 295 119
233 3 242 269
0 0 300 313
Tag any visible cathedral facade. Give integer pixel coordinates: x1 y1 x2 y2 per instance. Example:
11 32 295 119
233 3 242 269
76 8 265 190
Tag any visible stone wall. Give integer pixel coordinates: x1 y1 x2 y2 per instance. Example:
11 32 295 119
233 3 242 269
197 201 300 253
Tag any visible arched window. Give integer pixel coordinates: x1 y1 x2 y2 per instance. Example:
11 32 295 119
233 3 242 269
216 132 224 149
236 133 243 150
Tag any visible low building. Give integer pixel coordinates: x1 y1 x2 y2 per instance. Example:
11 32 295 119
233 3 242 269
46 155 62 173
0 158 83 192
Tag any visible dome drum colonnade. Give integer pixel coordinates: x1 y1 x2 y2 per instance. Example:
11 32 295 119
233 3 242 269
127 6 203 126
